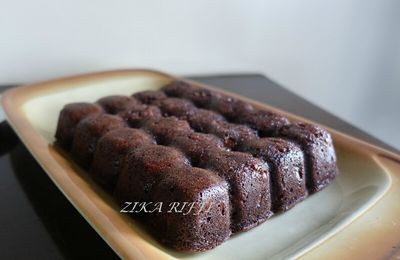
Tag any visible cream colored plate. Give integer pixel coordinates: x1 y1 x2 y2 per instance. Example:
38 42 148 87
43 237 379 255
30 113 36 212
2 70 400 260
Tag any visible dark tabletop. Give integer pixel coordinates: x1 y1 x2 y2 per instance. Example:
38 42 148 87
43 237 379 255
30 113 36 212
0 74 397 260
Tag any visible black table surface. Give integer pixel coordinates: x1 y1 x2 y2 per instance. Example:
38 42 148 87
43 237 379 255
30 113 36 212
0 74 398 259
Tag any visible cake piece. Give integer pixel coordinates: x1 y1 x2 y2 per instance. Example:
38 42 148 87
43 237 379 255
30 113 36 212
143 117 193 144
279 122 338 193
207 92 254 120
119 104 162 127
163 81 257 120
132 90 167 105
114 144 190 203
91 128 155 190
144 118 271 231
241 138 307 212
158 97 197 119
97 95 139 114
170 132 225 166
161 80 191 97
162 80 214 107
71 114 126 168
55 103 103 149
187 109 257 149
162 80 289 137
186 109 226 132
236 110 290 136
155 100 258 149
204 121 258 149
150 167 231 251
200 150 272 232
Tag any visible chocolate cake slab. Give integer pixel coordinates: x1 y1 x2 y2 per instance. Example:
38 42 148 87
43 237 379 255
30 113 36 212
55 102 103 149
55 78 339 252
70 113 126 168
91 128 155 190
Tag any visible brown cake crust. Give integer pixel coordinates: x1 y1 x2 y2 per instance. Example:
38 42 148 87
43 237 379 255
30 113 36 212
160 80 190 97
162 80 214 107
71 114 126 168
207 92 255 120
241 138 307 212
114 144 190 203
204 121 258 149
115 144 231 252
158 97 197 119
186 109 226 132
55 103 103 149
170 132 225 166
118 104 162 127
97 95 140 114
150 167 231 251
236 110 290 136
186 107 258 149
152 95 260 149
114 108 273 234
279 122 338 193
91 128 155 190
132 90 167 105
200 150 272 232
143 117 194 144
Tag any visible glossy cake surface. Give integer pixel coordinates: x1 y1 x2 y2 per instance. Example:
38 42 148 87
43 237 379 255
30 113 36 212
55 80 339 252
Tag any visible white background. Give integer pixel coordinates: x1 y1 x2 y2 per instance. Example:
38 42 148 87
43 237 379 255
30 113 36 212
1 0 399 149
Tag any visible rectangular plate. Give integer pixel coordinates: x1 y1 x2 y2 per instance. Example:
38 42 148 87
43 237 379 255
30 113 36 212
2 69 400 259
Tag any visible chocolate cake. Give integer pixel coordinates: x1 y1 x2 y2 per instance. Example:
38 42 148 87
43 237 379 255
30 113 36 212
240 138 307 212
118 104 162 127
91 128 155 190
279 122 338 193
143 117 194 144
97 95 139 114
200 150 271 232
132 90 167 105
55 80 339 252
163 80 214 107
158 97 197 119
186 109 225 132
170 132 225 166
55 102 103 149
236 110 290 136
153 120 271 232
114 144 190 203
149 167 231 251
70 114 126 168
